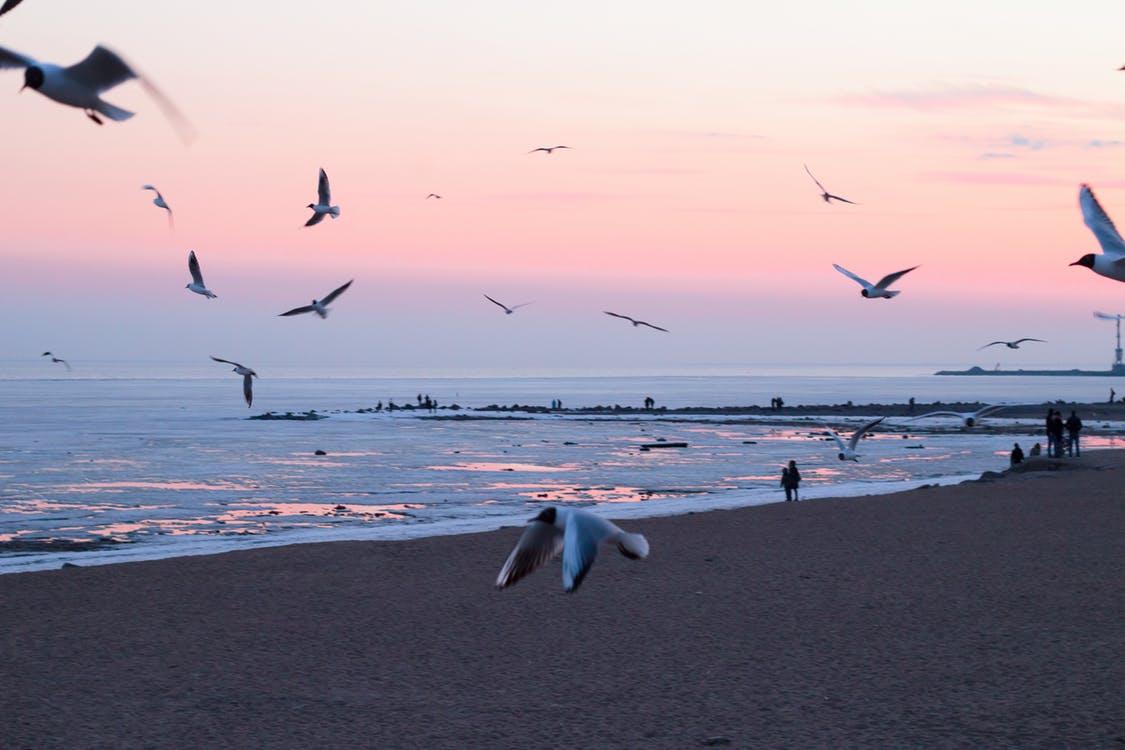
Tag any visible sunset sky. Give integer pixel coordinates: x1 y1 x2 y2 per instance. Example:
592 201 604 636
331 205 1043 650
3 1 1125 374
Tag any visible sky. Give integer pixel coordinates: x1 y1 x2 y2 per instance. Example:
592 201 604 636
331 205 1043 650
3 0 1125 375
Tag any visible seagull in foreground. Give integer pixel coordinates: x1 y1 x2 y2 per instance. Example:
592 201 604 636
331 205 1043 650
909 404 1021 428
1070 184 1125 283
496 506 649 592
528 145 570 154
822 417 883 461
804 164 858 205
833 263 919 299
41 351 71 371
978 338 1046 350
304 168 340 227
141 184 173 227
210 356 257 408
278 280 353 318
0 0 26 18
484 294 531 315
426 193 442 200
0 44 194 141
604 311 668 332
185 250 216 299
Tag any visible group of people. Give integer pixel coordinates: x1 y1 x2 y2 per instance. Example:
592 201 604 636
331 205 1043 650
1011 408 1083 466
780 460 801 501
769 396 785 410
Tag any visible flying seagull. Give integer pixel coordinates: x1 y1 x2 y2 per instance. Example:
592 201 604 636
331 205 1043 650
0 44 194 141
141 184 173 227
304 168 340 227
804 164 858 205
978 338 1046 350
185 250 216 298
604 311 669 332
279 280 353 318
909 403 1021 428
528 145 570 154
822 417 883 461
833 263 918 299
484 294 531 315
0 0 26 18
41 351 71 371
210 356 258 408
426 193 442 200
495 506 649 592
1070 184 1125 283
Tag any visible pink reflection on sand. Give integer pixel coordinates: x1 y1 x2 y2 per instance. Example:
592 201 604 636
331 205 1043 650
426 462 575 473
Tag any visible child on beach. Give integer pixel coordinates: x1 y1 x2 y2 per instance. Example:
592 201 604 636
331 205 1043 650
781 460 801 501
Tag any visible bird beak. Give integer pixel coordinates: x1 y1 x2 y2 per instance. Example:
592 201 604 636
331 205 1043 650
1068 261 1080 266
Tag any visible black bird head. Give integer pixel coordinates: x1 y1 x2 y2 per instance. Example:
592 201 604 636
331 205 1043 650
306 203 316 209
533 507 557 525
860 289 870 298
1069 254 1095 269
21 66 43 92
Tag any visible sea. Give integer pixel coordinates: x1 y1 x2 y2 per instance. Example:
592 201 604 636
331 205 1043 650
2 361 1121 574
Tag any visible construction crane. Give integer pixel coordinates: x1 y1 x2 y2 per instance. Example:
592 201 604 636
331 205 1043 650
1093 311 1124 367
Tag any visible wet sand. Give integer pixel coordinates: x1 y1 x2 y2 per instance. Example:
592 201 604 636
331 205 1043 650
1 452 1122 749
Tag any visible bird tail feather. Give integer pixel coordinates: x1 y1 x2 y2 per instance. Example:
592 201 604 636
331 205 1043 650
329 206 341 218
96 100 135 122
884 290 901 298
616 532 649 560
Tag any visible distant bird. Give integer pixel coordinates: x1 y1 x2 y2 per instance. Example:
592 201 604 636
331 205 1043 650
0 44 194 140
41 351 71 371
495 506 649 592
822 417 883 461
141 184 173 227
604 311 668 332
528 145 570 154
484 294 531 315
909 404 1020 428
1070 184 1125 283
804 164 858 205
185 250 216 298
304 168 340 227
833 263 918 299
279 280 353 318
210 356 257 408
978 338 1046 350
426 193 442 200
0 0 26 18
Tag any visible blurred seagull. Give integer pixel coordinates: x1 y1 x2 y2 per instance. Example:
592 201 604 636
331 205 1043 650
528 145 570 154
279 280 353 318
141 184 173 227
495 506 649 592
484 294 531 315
0 0 26 18
833 263 918 299
909 404 1020 428
604 311 668 332
804 164 857 205
978 338 1046 350
822 417 883 461
41 351 71 371
210 356 257 408
185 250 216 298
1070 184 1125 283
426 193 442 199
304 168 340 227
0 44 194 141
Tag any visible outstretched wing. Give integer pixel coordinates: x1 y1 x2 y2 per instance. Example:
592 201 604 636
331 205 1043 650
873 266 919 291
0 1 27 18
304 211 325 227
317 168 331 205
826 193 858 205
604 311 634 323
562 511 614 592
637 320 669 333
0 45 36 69
848 417 885 451
210 355 242 368
483 294 508 311
321 279 353 305
495 520 564 589
908 410 964 421
1080 184 1125 257
832 263 871 289
187 251 205 286
821 424 846 451
63 45 136 93
1013 338 1045 345
978 341 1005 350
804 164 828 194
279 305 315 317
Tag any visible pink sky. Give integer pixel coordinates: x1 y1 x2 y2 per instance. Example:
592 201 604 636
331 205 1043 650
3 1 1125 372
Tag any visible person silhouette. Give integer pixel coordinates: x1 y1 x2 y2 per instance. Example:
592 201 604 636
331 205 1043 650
1010 442 1024 466
782 460 801 501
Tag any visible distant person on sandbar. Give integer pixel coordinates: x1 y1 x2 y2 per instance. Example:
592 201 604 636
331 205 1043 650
1065 410 1082 456
1111 388 1116 404
782 460 801 501
1029 442 1042 456
1010 442 1024 467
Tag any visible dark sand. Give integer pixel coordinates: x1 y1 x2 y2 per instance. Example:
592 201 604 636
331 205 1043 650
2 454 1122 749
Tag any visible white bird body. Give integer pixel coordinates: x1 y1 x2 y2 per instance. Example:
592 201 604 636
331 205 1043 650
909 403 1022 428
496 506 649 592
279 280 353 319
822 417 883 461
1071 184 1125 283
832 263 918 299
305 168 340 227
185 251 216 298
210 356 257 407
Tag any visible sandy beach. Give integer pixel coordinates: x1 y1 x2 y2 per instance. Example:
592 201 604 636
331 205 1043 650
2 452 1122 749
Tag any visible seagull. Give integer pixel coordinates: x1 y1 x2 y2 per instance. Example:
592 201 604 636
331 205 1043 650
484 294 531 315
41 351 71 371
978 338 1046 350
278 280 353 318
909 404 1020 428
0 44 194 140
0 0 26 18
210 356 257 408
804 164 858 205
604 311 669 332
495 506 649 592
304 168 340 227
822 417 883 461
185 250 216 299
1070 184 1125 283
528 145 570 154
141 184 173 227
833 263 918 299
426 193 442 200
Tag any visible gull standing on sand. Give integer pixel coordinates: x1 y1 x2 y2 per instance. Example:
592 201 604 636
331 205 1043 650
909 404 1020 428
604 311 669 332
483 294 531 315
495 506 649 592
141 185 173 227
304 168 340 227
185 251 216 298
41 351 71 371
804 164 858 205
528 145 570 154
833 263 918 299
210 356 257 408
979 338 1046 350
279 280 353 318
822 417 884 461
1070 184 1125 283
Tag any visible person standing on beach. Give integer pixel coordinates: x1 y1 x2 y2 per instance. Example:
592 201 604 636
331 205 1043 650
782 460 801 501
1051 412 1066 457
1045 409 1056 456
1065 410 1083 456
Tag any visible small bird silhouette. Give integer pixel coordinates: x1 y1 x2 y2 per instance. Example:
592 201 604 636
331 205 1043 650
141 184 173 227
210 356 258 407
804 164 858 205
279 280 354 319
426 193 442 200
978 338 1046 350
304 168 340 227
483 294 531 315
528 145 570 154
185 251 216 299
604 311 668 332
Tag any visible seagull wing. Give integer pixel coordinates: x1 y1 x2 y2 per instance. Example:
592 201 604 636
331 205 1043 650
63 45 136 93
279 305 316 317
0 45 35 69
637 321 669 333
826 193 858 205
187 251 205 286
508 302 533 311
873 266 919 291
848 417 884 451
1013 338 1045 345
321 279 353 305
304 211 326 227
978 341 1005 350
604 311 635 323
562 510 613 592
242 373 254 407
832 263 872 289
908 410 964 421
483 294 508 311
973 404 1012 419
0 0 26 18
821 424 846 451
1080 184 1125 257
210 356 243 368
317 168 331 205
804 164 828 194
495 519 564 589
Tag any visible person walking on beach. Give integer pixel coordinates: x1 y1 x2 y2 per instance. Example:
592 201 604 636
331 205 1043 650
1065 410 1083 456
782 460 801 501
1010 442 1024 467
